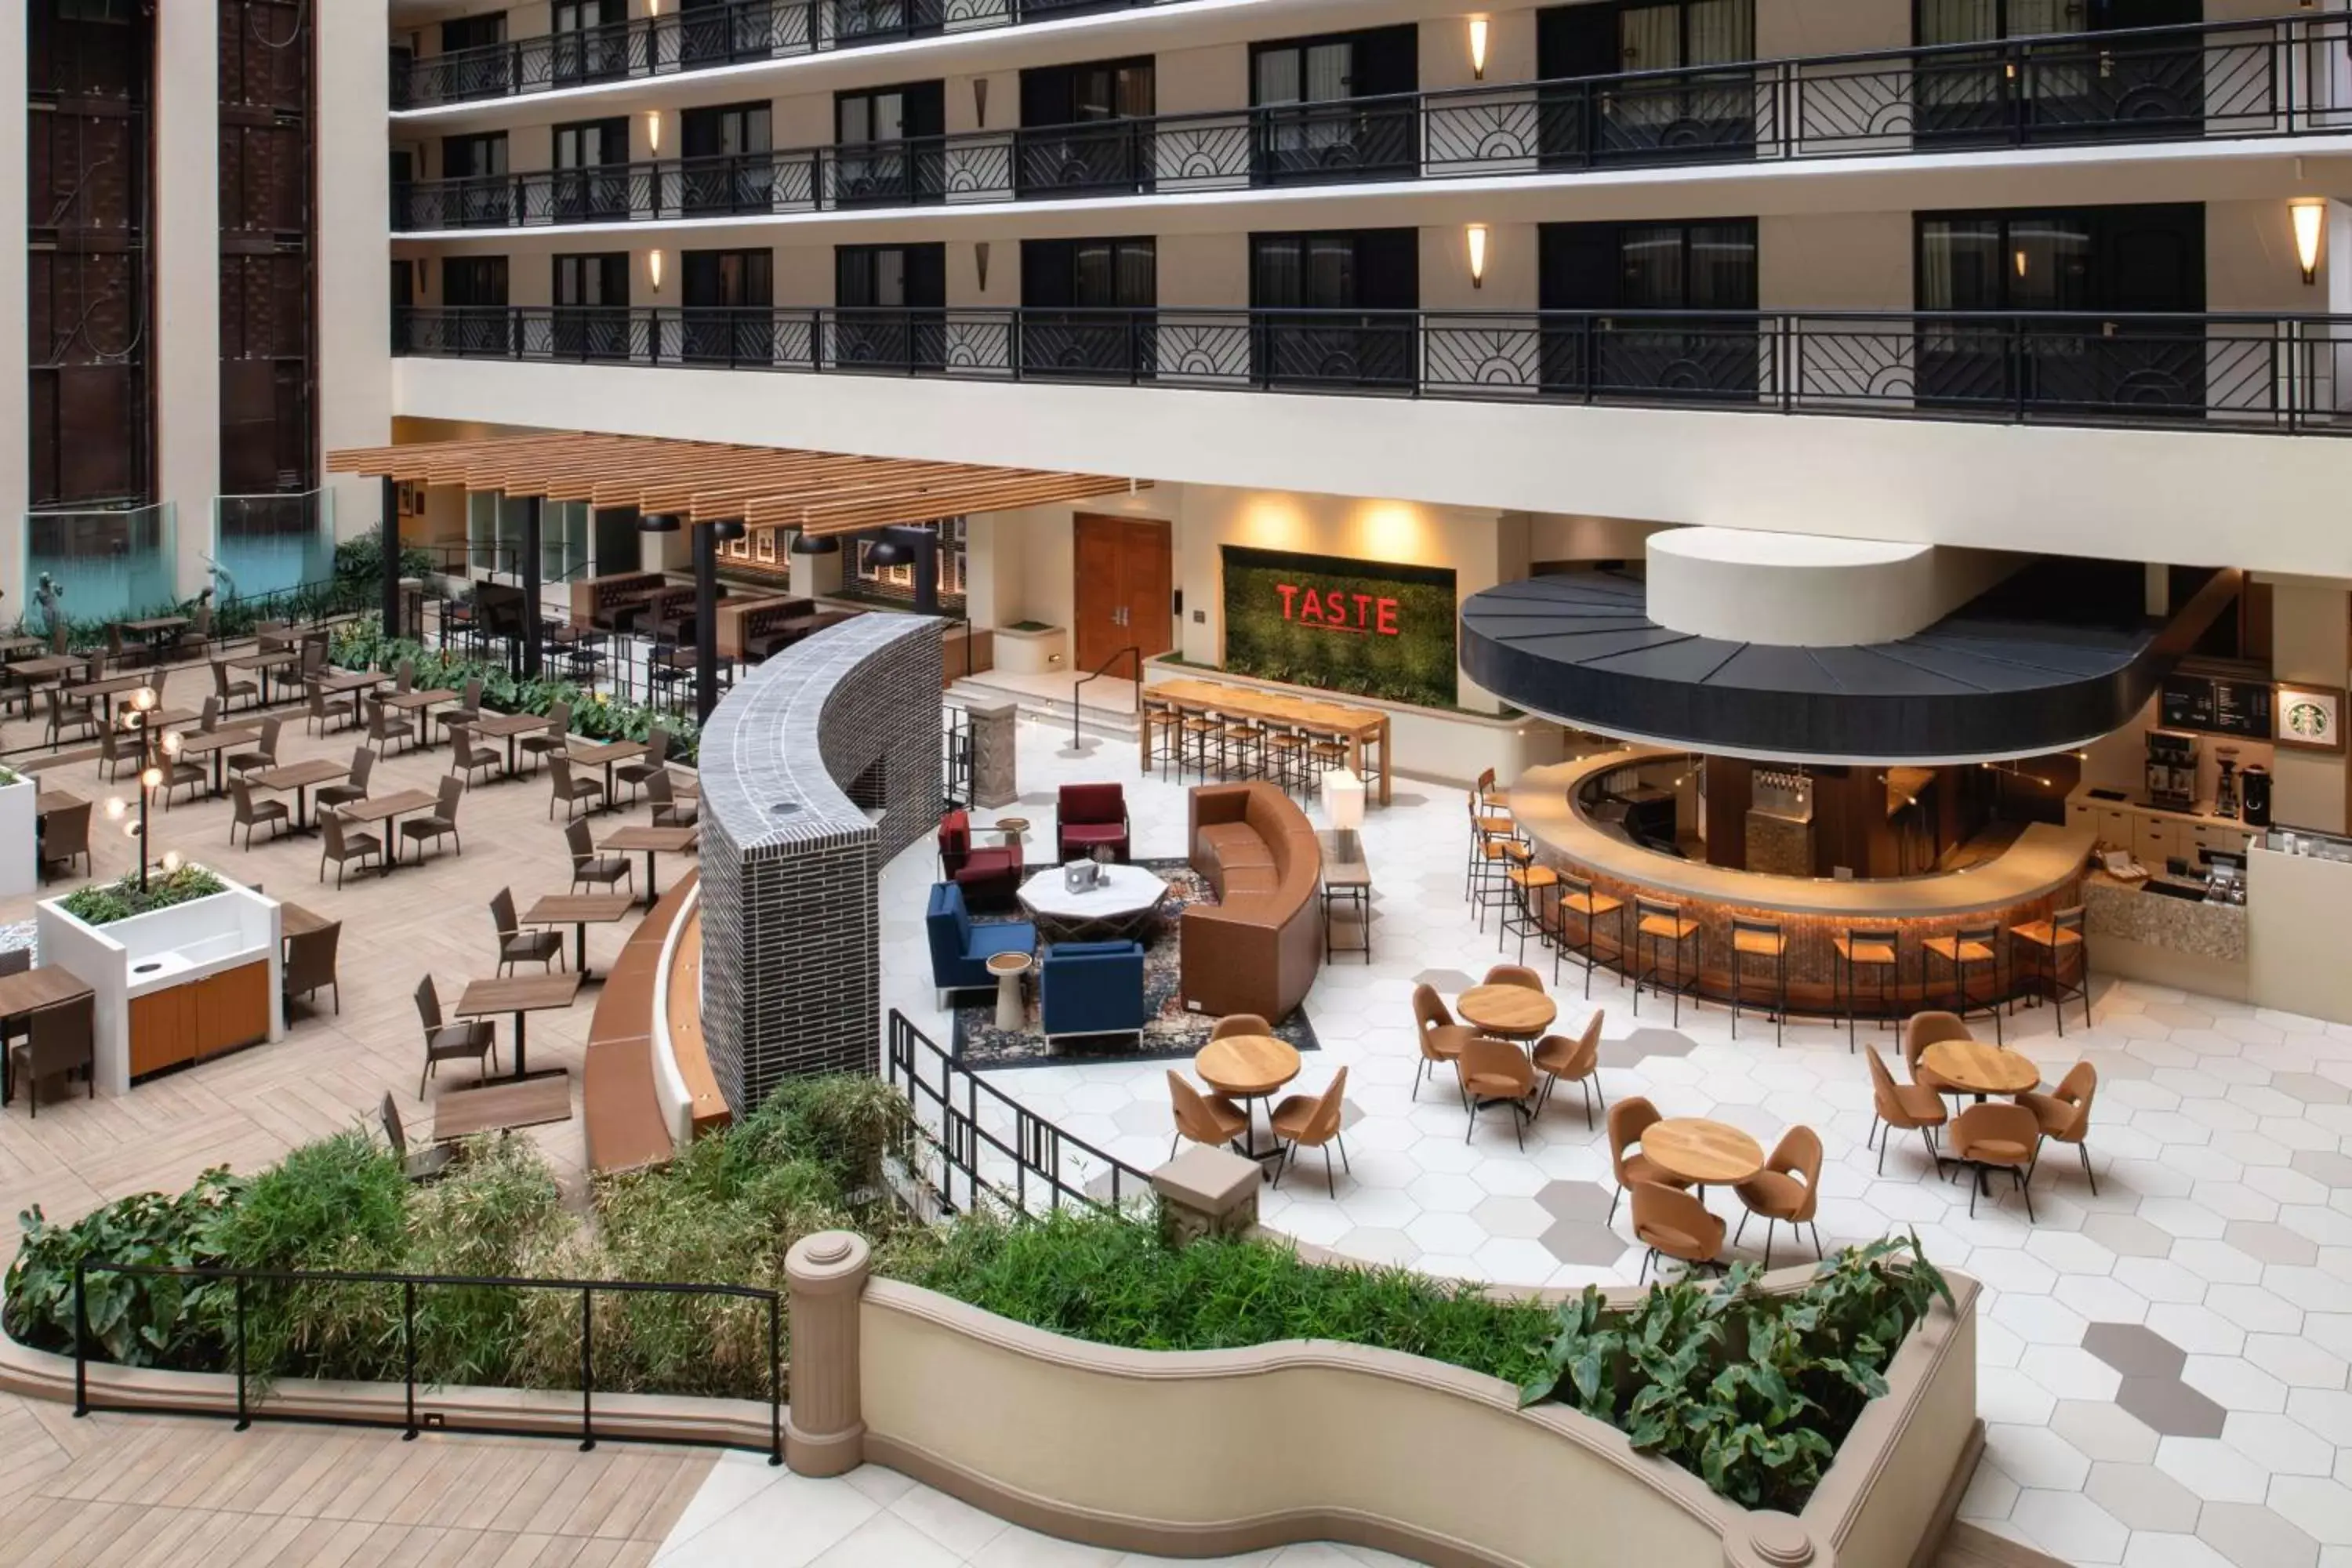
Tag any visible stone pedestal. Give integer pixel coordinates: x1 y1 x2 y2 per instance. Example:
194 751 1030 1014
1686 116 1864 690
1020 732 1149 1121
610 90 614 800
970 702 1018 810
783 1230 871 1477
1152 1147 1262 1248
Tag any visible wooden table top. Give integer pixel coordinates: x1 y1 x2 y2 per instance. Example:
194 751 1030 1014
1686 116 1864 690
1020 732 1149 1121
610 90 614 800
70 673 154 699
0 636 46 655
569 738 647 764
472 711 554 737
8 656 83 681
382 688 459 710
524 893 637 925
1456 984 1557 1039
0 965 93 1016
307 670 383 693
1194 1034 1301 1098
121 616 187 633
1149 677 1388 741
334 787 439 824
601 825 699 853
455 972 583 1017
430 1075 573 1142
35 790 85 816
278 902 335 938
253 757 349 790
231 649 300 670
1644 1118 1766 1187
1922 1040 2042 1096
176 726 263 757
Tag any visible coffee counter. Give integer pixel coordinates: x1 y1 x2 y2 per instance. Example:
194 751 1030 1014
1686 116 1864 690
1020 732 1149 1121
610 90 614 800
2080 873 2249 1000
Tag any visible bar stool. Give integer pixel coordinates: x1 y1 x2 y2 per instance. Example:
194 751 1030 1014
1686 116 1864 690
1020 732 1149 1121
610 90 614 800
1729 916 1789 1047
1219 717 1265 782
1305 733 1349 797
1632 897 1703 1026
1141 699 1181 780
1923 921 2005 1044
1474 838 1531 935
2011 906 2090 1036
1465 789 1521 901
1832 926 1900 1054
1178 709 1221 782
1500 862 1558 964
1552 871 1626 999
1263 725 1308 797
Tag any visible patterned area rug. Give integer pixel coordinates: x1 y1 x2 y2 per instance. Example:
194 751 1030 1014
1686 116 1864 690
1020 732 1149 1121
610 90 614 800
953 858 1320 1070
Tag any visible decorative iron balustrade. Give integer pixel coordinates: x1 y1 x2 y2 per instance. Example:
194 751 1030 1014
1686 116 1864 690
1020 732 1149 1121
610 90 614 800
394 304 2352 436
394 11 2352 220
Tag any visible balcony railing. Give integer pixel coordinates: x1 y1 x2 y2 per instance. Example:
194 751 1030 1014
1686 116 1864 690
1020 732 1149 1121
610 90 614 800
393 10 2352 210
393 0 1161 110
394 304 2352 437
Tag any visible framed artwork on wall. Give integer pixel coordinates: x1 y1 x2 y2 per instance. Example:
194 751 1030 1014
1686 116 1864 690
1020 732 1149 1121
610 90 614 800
2274 684 2346 753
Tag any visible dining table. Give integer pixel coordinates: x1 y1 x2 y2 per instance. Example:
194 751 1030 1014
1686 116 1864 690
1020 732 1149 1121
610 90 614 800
1144 677 1395 805
568 737 647 804
0 964 95 1105
332 787 441 869
1454 984 1557 1043
521 892 638 979
472 711 555 777
1641 1117 1766 1196
6 655 85 717
252 757 350 832
232 648 303 703
1921 1040 2042 1102
174 724 263 797
600 824 698 906
430 1073 574 1142
120 615 187 662
453 972 583 1083
1193 1033 1302 1174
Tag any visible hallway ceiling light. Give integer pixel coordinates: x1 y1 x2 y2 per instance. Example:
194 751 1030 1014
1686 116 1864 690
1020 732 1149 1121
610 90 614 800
1468 17 1490 81
1466 224 1490 289
2292 198 2326 285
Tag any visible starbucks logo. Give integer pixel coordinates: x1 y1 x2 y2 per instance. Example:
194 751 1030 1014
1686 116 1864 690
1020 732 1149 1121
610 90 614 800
2285 698 2335 742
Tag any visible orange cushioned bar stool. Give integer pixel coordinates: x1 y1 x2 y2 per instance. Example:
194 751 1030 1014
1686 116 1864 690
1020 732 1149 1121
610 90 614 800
1923 920 2005 1044
1141 699 1181 780
1218 716 1265 782
1833 925 1900 1054
2010 905 2089 1036
1501 862 1559 966
1552 871 1627 998
1178 708 1222 782
1729 916 1789 1048
1263 725 1308 797
1305 732 1349 798
1632 896 1703 1027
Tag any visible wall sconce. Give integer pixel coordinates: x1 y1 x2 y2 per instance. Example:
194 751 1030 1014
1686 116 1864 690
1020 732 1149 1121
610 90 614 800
975 241 991 292
646 110 662 153
1468 17 1490 82
1466 224 1489 289
648 249 664 292
2292 197 2326 285
974 78 989 129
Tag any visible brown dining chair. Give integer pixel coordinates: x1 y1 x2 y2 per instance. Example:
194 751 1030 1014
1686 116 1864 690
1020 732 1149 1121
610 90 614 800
307 681 357 736
615 726 670 803
565 817 632 897
227 776 289 849
438 677 485 742
227 715 282 780
380 1092 454 1183
8 993 96 1117
1734 1127 1824 1270
1457 1036 1536 1149
413 975 496 1095
394 657 416 695
401 775 466 862
1865 1046 1948 1177
447 722 499 789
212 658 258 713
490 886 563 975
1904 1011 1973 1098
1167 1070 1248 1160
197 694 222 732
283 919 342 1014
1210 1013 1274 1041
644 768 698 828
1606 1095 1692 1224
317 747 373 813
95 714 140 781
1270 1066 1351 1190
45 685 98 748
367 696 416 756
1948 1102 2042 1220
38 800 90 881
1411 982 1477 1102
2020 1062 2100 1196
318 807 382 887
1633 1181 1726 1283
1533 1010 1605 1127
1483 964 1545 991
518 700 573 775
546 753 604 821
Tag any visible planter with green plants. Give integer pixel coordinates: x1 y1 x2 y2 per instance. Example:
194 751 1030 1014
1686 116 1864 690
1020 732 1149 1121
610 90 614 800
991 621 1067 676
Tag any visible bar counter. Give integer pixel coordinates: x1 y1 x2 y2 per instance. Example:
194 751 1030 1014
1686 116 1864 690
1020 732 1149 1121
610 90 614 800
1509 751 2096 1015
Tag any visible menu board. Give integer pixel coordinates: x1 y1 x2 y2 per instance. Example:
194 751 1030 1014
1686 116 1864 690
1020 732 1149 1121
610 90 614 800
2160 673 2273 740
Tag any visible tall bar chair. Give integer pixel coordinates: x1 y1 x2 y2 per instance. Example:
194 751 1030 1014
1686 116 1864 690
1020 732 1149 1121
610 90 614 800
1263 724 1308 798
1178 706 1222 782
1218 714 1266 782
1305 731 1349 799
2011 906 2090 1036
1632 896 1703 1026
1833 926 1900 1054
1728 916 1789 1047
1141 698 1181 782
1500 862 1558 964
1550 870 1627 998
1923 921 2005 1044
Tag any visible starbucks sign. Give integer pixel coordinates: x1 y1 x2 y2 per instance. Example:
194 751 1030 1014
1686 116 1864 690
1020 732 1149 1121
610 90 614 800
2274 684 2346 753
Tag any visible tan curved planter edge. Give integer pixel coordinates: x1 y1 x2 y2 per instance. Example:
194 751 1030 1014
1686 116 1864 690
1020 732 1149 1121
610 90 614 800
855 1268 1983 1568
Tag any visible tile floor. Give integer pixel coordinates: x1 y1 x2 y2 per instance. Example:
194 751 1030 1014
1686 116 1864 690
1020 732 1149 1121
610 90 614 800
868 719 2352 1568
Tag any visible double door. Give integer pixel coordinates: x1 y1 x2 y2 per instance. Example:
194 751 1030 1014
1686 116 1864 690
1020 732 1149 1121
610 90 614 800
443 256 514 355
1022 238 1155 377
681 249 772 364
1537 0 1756 166
834 244 946 369
1915 0 2205 146
552 117 629 222
1915 202 2206 415
1250 229 1418 390
441 132 513 227
1073 516 1173 673
550 0 628 86
553 252 630 359
679 0 779 67
836 82 946 207
681 101 775 216
1250 27 1418 185
1539 220 1760 401
1017 57 1156 198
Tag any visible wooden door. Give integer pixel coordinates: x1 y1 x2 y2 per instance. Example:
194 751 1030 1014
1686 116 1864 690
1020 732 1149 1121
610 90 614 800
1072 515 1173 674
129 986 198 1080
194 961 273 1060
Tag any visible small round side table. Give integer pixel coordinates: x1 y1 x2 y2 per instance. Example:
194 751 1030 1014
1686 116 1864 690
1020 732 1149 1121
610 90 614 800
988 816 1030 844
986 951 1032 1032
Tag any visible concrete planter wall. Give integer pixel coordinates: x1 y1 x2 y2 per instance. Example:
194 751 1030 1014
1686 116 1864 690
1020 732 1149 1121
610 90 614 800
993 624 1067 676
0 774 34 898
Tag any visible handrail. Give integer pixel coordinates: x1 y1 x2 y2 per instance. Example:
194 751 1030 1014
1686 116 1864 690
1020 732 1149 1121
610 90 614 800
394 304 2352 439
1071 645 1141 756
391 9 2352 230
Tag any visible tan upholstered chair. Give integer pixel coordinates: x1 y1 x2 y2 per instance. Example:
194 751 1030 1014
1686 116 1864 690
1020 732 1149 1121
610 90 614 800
1904 1011 1973 1097
1167 1070 1248 1160
1270 1066 1350 1190
1483 963 1545 991
1606 1095 1691 1224
1412 983 1477 1102
1865 1046 1948 1177
1734 1126 1824 1269
1949 1102 2042 1220
1458 1036 1537 1149
1532 1011 1604 1128
1632 1182 1724 1283
2020 1061 2100 1196
1210 1013 1274 1042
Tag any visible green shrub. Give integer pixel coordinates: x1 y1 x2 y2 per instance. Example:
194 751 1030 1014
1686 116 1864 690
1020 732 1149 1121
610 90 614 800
739 1076 906 1205
57 865 228 927
3 1169 248 1367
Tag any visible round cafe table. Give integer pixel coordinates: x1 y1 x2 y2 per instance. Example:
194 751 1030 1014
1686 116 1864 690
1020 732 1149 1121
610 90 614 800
1921 1040 2041 1101
1195 1033 1301 1175
1456 983 1557 1042
1642 1117 1766 1195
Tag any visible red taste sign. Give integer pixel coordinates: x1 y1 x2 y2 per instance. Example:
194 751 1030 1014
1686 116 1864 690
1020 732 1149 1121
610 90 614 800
1274 583 1403 637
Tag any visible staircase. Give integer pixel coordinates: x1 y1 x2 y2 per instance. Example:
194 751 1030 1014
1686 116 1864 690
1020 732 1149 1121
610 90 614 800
946 673 1141 744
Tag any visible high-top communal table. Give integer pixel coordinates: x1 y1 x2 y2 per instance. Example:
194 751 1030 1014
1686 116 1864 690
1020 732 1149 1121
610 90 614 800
1143 677 1393 804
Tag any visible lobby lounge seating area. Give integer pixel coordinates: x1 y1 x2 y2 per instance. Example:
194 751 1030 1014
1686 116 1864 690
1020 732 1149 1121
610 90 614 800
1181 782 1323 1023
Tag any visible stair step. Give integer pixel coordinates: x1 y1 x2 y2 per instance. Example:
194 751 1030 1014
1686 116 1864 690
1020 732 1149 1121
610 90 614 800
948 679 1140 739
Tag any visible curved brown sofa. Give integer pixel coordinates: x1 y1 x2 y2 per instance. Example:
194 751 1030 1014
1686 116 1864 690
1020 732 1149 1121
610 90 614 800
1181 782 1322 1022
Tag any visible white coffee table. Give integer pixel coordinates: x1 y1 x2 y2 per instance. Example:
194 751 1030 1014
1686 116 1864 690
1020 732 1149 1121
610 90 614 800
1018 863 1172 943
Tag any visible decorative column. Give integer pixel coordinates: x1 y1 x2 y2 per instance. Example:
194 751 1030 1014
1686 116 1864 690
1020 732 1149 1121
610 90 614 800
380 476 402 633
969 702 1018 809
520 495 543 677
1152 1147 1261 1248
783 1229 871 1478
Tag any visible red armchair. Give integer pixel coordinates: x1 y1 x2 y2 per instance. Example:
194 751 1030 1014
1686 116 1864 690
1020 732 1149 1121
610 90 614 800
1058 783 1131 864
940 809 1024 907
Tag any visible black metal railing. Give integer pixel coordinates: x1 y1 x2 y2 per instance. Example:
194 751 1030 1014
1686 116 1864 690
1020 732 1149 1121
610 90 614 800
71 1259 786 1461
1071 645 1141 756
394 304 2352 437
393 0 1162 108
885 1010 1156 1219
942 704 973 811
392 12 2352 214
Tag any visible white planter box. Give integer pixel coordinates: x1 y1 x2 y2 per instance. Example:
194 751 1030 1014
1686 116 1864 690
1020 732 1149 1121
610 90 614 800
993 625 1067 677
0 775 34 899
35 870 283 1095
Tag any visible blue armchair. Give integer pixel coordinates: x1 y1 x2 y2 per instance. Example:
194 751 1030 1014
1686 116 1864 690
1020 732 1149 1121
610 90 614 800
1040 941 1149 1043
927 882 1036 1007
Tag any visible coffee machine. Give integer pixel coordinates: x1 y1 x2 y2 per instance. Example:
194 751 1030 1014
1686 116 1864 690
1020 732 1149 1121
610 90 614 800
2215 746 2241 820
2146 731 2199 813
2242 764 2274 829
